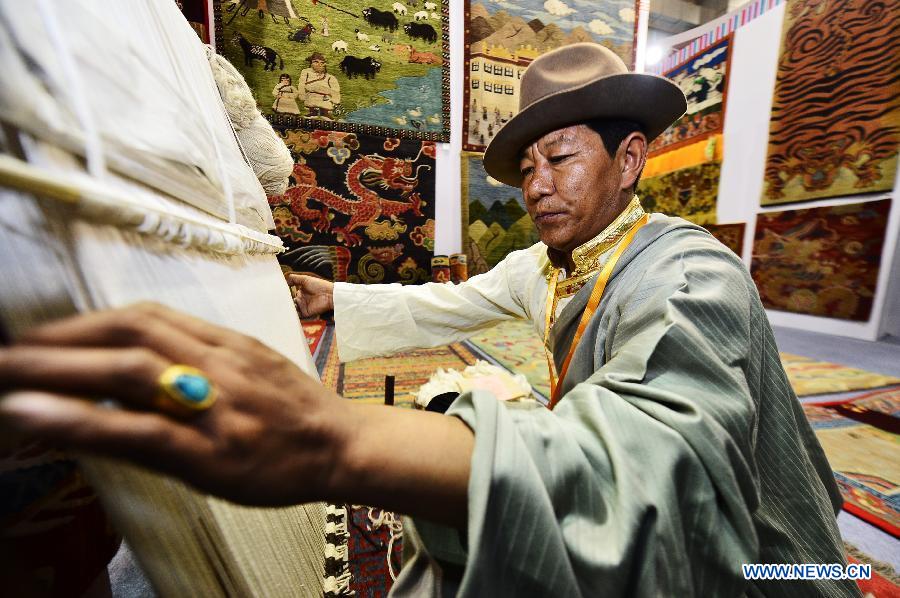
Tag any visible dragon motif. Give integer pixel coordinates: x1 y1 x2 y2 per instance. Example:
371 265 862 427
274 148 430 246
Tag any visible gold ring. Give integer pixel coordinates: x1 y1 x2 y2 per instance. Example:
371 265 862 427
154 365 217 417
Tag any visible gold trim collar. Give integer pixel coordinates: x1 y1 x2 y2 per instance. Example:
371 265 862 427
547 195 645 297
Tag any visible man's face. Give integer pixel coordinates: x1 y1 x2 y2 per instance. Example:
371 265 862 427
519 125 622 254
312 59 325 73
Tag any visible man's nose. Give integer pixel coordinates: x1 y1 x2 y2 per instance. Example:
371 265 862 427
524 163 554 205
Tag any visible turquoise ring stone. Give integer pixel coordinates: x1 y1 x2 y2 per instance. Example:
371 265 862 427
156 365 217 416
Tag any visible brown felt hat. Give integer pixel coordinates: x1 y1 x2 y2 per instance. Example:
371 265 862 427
482 43 687 187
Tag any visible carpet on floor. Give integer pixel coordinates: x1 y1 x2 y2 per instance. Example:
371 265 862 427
849 556 899 598
317 329 480 408
846 542 900 596
300 319 328 358
780 353 900 397
465 320 551 400
803 391 900 539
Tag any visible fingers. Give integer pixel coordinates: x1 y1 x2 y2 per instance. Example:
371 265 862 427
287 276 313 316
0 391 213 479
0 346 168 410
129 303 263 352
285 276 334 317
19 303 256 364
286 273 306 287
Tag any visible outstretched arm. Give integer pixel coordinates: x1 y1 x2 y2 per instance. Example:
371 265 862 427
328 245 544 361
0 303 473 528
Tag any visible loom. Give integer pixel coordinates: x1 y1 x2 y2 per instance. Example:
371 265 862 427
0 1 332 595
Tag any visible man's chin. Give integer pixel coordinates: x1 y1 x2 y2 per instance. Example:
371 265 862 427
538 231 574 253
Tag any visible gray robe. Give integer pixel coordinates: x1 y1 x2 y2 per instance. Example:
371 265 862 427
391 216 860 597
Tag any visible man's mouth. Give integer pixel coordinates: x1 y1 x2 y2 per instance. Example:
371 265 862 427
535 211 565 225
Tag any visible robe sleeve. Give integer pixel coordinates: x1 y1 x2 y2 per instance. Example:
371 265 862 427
333 247 539 362
412 243 763 596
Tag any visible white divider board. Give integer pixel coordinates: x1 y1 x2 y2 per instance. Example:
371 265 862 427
432 0 466 256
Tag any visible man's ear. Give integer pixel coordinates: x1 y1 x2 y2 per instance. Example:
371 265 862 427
619 132 648 191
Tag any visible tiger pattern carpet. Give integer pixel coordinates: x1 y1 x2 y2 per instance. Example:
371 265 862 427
761 0 900 205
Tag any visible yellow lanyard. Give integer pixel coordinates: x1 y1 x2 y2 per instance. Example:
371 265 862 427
543 213 650 409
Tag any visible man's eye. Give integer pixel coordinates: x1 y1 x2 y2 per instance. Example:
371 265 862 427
549 154 572 164
520 166 534 177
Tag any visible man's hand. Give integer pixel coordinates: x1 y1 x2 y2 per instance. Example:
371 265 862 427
0 303 473 526
286 274 335 318
0 303 345 506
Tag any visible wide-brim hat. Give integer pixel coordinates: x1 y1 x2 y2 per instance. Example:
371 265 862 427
483 43 687 187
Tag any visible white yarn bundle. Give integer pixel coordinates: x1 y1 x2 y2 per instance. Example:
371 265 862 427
415 360 533 408
206 48 294 196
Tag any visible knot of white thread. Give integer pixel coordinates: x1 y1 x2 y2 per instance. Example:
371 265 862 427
365 507 403 582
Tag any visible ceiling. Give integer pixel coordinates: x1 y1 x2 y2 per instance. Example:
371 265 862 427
647 0 735 36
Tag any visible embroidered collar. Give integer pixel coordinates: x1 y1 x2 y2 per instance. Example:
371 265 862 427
546 195 645 298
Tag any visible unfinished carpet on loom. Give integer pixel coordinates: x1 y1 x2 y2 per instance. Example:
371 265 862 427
780 353 900 397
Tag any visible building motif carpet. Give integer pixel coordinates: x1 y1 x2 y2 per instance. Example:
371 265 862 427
215 0 449 140
178 0 211 42
462 0 639 152
346 506 403 597
272 130 436 284
751 199 892 321
0 443 119 598
803 390 900 538
461 153 539 276
761 0 899 204
648 36 731 156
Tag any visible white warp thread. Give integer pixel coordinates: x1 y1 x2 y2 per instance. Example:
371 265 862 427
0 1 274 226
34 0 106 180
